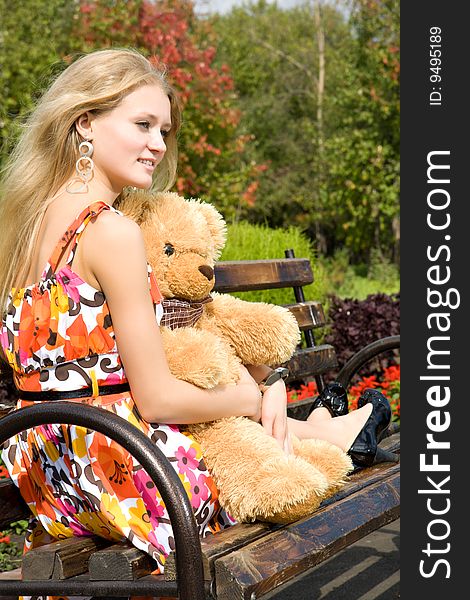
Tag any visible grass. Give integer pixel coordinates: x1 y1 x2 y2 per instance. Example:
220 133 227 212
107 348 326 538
318 247 400 300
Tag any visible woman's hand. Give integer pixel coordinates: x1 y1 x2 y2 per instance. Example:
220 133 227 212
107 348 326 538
260 379 291 453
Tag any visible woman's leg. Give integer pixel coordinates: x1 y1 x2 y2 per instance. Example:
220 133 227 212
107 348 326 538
287 404 373 452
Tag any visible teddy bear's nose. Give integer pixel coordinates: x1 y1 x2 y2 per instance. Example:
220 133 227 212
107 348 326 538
198 265 214 281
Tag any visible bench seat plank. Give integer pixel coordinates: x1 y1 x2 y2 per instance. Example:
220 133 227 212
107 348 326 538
286 397 316 420
89 542 157 581
0 567 22 580
164 521 273 581
22 536 112 580
213 472 399 600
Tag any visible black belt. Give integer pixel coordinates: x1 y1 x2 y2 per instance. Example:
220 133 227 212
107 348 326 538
18 382 131 401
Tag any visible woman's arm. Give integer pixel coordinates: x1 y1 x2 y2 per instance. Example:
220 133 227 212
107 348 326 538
81 212 262 424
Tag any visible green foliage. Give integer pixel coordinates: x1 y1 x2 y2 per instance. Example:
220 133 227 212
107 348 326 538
220 220 326 304
0 539 22 571
0 0 77 162
213 2 352 225
213 0 399 264
320 0 400 262
334 271 399 301
0 0 260 217
9 520 29 536
318 247 399 300
367 248 400 291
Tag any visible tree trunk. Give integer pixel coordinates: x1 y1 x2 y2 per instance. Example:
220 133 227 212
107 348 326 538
314 1 325 155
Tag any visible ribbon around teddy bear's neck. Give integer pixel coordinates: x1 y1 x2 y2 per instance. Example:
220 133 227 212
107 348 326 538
160 296 213 330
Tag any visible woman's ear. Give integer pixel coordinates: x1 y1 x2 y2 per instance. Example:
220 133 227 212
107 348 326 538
75 112 94 140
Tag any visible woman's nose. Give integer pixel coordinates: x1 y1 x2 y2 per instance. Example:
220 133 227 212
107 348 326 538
149 131 167 153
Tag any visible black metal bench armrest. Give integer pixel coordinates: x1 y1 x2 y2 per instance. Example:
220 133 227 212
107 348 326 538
0 401 205 600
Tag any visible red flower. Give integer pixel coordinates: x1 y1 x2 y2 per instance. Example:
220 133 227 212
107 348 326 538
384 365 400 381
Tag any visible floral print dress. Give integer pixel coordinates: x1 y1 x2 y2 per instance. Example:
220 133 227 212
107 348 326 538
1 202 234 599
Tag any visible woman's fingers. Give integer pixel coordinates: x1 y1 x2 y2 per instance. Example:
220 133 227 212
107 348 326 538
272 412 286 446
262 394 289 452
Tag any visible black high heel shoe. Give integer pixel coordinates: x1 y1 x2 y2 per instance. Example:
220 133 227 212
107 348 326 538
308 382 349 418
348 388 399 469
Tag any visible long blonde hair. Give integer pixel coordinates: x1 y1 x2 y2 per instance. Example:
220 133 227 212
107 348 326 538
0 48 181 322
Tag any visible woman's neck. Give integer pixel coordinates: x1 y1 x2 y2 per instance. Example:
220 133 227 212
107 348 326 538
56 177 119 208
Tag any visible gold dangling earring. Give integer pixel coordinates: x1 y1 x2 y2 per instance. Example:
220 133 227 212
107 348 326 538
66 139 94 194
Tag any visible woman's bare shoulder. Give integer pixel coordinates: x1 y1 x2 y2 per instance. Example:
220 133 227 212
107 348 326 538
80 209 148 281
92 208 141 239
82 209 144 255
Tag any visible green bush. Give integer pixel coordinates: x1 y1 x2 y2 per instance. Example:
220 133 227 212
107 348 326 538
220 221 326 305
317 248 400 300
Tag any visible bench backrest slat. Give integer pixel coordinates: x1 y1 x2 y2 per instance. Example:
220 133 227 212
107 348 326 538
284 345 338 381
213 258 313 293
285 301 326 330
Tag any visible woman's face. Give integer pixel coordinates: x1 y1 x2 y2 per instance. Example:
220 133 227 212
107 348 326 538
87 84 172 193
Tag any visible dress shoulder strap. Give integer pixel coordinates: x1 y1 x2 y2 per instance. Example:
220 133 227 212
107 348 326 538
43 201 114 279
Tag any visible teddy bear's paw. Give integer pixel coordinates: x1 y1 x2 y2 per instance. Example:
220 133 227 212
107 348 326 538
291 436 353 496
217 454 330 525
160 327 239 388
210 294 301 366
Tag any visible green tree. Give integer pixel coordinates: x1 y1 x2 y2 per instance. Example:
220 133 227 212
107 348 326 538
0 0 77 162
213 2 355 234
213 0 399 263
320 0 400 262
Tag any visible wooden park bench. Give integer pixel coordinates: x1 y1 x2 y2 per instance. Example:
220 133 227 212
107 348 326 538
0 250 400 599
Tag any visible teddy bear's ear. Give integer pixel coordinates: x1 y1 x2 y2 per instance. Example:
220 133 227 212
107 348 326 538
115 189 157 224
194 200 227 259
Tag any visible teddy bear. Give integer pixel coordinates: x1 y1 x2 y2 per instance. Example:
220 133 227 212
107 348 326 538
117 189 353 524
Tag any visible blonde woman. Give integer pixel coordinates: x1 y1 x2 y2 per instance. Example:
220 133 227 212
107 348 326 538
0 48 392 599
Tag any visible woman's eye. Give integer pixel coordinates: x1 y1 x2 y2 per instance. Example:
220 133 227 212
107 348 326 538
137 121 150 130
164 243 175 256
161 129 170 138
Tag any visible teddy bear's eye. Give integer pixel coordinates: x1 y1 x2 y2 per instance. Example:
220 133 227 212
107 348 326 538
164 243 175 256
